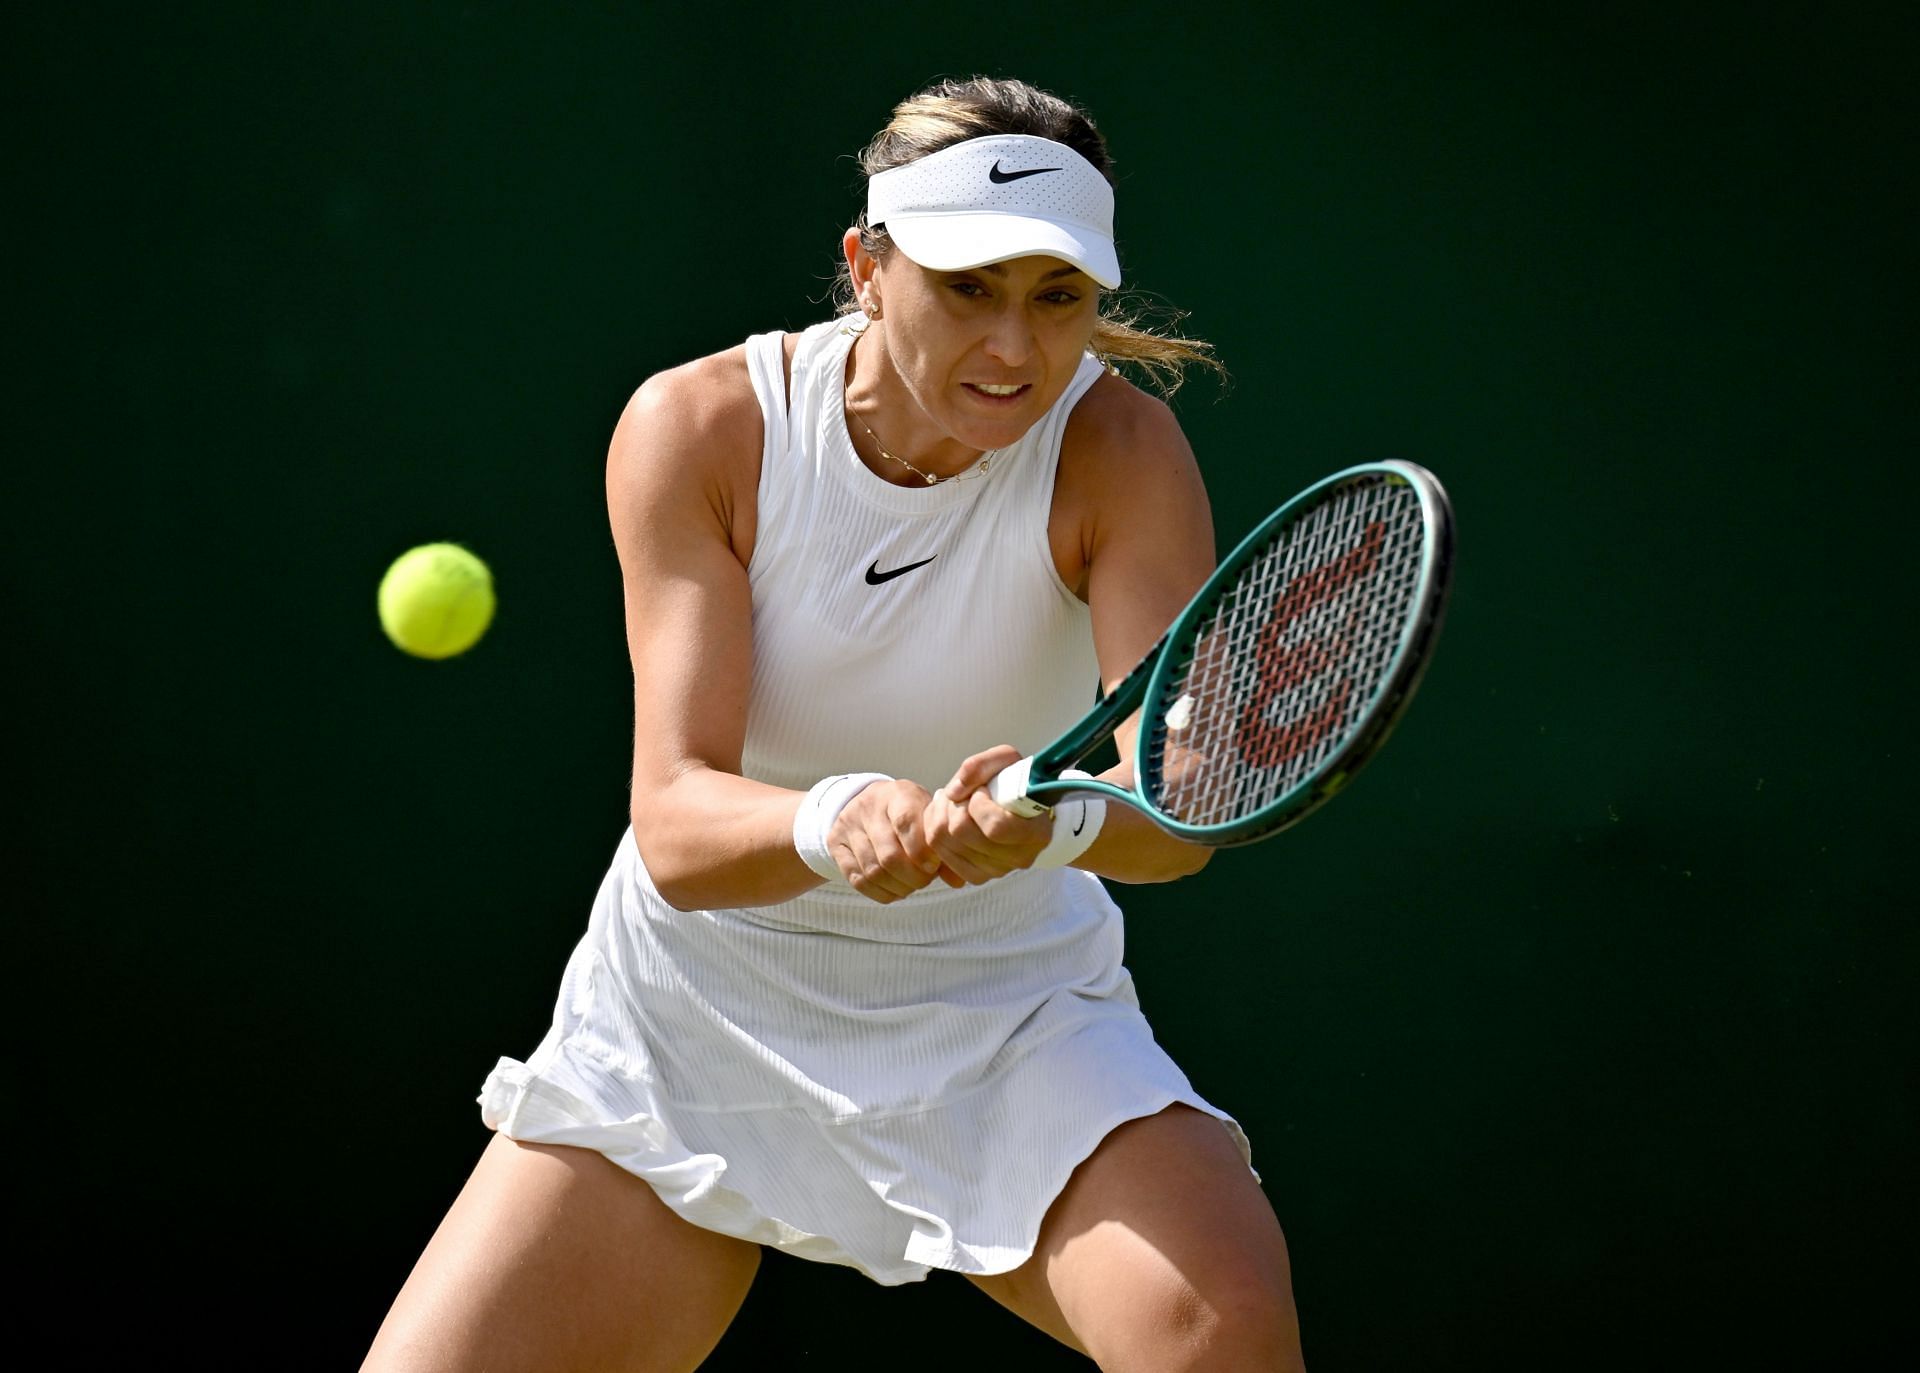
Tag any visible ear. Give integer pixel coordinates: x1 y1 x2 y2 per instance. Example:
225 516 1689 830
842 227 875 297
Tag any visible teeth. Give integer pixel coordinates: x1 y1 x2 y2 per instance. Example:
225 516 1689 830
974 384 1023 396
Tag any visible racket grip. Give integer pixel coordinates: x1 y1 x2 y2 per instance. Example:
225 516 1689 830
987 757 1050 817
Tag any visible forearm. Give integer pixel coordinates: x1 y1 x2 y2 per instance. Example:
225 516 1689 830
1073 799 1212 883
1067 758 1211 883
630 766 824 911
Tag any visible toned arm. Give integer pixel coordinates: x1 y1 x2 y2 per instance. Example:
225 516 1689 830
1057 375 1219 883
608 351 824 910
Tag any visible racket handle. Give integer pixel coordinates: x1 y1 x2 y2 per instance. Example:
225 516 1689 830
988 757 1050 817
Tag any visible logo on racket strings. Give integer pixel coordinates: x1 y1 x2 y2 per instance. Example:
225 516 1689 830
1236 522 1385 772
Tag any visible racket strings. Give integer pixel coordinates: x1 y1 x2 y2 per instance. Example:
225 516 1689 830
1151 476 1428 827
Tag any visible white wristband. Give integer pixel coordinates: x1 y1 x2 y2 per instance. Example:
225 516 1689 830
1031 769 1107 869
793 772 892 883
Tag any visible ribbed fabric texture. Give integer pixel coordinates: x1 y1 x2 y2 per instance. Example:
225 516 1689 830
739 317 1102 793
480 319 1252 1285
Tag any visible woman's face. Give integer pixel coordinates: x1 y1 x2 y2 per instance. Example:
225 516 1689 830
857 237 1102 453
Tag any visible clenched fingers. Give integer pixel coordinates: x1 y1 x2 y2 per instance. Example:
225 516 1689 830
941 745 1027 804
830 779 943 904
923 783 1051 886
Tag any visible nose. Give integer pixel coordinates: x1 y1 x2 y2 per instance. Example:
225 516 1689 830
983 304 1036 368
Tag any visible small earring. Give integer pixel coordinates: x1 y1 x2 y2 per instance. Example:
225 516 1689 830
864 298 880 318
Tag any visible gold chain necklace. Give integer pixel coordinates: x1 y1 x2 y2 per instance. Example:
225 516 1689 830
850 410 993 485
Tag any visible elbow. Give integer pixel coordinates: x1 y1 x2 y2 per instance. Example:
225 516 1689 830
1105 839 1213 885
629 801 702 911
1163 841 1214 881
647 867 702 913
637 844 705 912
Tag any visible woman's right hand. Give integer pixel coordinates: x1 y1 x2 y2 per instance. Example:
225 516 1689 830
827 779 949 903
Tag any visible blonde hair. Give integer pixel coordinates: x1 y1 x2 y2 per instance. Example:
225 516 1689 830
836 76 1226 398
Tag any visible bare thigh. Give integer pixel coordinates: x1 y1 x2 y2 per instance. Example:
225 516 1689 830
362 1132 761 1373
967 1105 1304 1372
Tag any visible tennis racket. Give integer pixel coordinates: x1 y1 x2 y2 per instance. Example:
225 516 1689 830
989 459 1454 846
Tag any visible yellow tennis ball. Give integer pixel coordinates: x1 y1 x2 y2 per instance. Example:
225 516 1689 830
377 542 496 659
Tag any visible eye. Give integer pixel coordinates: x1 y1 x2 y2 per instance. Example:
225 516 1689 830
949 281 988 298
1041 289 1082 305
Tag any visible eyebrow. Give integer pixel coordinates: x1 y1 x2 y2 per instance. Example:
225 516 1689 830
972 263 1087 281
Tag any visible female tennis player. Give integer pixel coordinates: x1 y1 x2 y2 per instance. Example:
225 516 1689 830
363 76 1305 1372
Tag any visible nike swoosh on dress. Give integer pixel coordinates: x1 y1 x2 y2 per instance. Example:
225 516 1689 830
864 555 938 585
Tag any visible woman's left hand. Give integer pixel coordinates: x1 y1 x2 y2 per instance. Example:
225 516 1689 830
921 745 1054 886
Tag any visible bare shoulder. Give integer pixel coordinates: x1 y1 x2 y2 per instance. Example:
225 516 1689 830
1060 370 1198 476
610 344 761 482
1052 371 1212 585
607 343 767 560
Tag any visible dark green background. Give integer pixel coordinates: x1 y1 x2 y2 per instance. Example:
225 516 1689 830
13 3 1911 1368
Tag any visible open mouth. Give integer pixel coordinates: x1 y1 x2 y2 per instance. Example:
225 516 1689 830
964 383 1031 400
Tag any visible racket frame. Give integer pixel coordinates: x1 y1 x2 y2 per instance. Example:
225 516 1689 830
1002 459 1453 845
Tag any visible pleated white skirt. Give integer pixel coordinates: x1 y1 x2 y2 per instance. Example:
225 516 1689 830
481 829 1252 1286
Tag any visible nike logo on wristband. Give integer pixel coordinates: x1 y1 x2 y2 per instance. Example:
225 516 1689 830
988 161 1060 183
865 555 937 585
1072 805 1088 837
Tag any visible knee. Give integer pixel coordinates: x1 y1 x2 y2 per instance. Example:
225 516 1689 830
1148 1273 1305 1373
1212 1277 1304 1371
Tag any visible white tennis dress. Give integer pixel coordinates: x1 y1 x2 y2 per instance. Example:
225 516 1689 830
480 317 1251 1285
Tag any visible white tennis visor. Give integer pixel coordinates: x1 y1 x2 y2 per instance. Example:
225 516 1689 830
866 134 1120 289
